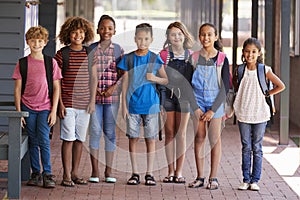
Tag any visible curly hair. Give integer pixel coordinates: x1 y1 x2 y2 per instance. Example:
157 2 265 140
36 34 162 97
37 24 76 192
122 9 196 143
26 25 49 42
199 23 223 52
57 16 94 45
163 21 194 49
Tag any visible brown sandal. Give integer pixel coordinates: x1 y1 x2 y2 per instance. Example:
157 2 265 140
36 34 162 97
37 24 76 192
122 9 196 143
72 177 88 185
61 180 75 187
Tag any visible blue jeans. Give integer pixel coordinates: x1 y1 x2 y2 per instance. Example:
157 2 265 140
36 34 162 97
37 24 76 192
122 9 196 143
89 103 119 151
238 121 267 183
22 104 51 175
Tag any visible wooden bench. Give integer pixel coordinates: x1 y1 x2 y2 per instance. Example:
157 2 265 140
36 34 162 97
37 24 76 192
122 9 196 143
0 102 30 199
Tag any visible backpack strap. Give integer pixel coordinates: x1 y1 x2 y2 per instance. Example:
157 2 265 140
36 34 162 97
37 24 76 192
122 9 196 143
19 57 28 96
159 49 168 65
191 51 200 67
44 55 53 100
126 51 135 71
216 52 226 88
113 43 122 64
237 63 246 86
61 46 70 76
89 41 99 50
257 63 268 95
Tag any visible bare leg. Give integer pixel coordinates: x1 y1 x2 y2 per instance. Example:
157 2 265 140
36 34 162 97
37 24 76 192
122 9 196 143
89 148 99 178
145 138 156 175
192 118 207 179
174 112 190 178
61 140 73 181
129 138 139 174
71 140 83 179
207 118 222 179
164 111 176 177
105 151 114 177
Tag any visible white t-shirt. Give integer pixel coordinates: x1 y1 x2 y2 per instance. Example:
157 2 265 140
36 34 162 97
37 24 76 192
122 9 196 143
233 66 272 123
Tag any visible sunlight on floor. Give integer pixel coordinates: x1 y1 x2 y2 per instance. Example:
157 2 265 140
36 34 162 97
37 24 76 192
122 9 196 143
264 146 300 197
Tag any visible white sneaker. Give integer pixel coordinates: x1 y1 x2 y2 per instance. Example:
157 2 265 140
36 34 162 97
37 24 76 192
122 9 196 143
238 182 250 190
250 182 260 191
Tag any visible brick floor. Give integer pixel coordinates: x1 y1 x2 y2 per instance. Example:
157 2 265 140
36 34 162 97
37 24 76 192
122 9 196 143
0 118 299 200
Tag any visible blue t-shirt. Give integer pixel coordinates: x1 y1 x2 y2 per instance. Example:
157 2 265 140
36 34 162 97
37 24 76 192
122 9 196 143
117 51 164 114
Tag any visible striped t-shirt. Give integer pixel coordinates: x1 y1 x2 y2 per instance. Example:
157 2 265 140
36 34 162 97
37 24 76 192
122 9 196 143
54 48 90 109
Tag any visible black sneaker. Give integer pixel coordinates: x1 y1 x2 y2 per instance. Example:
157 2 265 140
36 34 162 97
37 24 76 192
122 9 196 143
27 172 42 186
43 174 56 188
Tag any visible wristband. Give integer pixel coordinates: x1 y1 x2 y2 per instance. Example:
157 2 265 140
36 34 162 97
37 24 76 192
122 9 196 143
265 90 270 97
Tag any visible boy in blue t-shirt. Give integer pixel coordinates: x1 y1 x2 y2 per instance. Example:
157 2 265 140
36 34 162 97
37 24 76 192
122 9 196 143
118 23 168 186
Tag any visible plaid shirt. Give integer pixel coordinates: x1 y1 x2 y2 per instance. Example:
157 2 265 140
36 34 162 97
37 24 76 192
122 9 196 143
93 42 123 104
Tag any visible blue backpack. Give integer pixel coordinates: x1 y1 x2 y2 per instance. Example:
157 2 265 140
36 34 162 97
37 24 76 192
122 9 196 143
237 63 275 123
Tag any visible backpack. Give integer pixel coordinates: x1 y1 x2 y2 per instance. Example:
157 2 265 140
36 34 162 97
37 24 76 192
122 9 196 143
237 63 275 123
192 51 235 118
19 55 53 100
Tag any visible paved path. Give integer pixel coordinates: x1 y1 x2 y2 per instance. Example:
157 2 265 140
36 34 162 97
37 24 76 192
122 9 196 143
1 118 299 200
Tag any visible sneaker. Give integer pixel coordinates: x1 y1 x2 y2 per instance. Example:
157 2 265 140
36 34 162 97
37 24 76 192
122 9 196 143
27 172 42 186
250 182 260 191
238 182 250 190
43 174 56 188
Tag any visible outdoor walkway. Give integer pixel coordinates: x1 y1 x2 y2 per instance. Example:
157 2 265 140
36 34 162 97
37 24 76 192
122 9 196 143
0 117 300 200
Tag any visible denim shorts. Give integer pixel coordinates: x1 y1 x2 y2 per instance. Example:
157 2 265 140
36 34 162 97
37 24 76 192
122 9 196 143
164 97 191 113
198 103 224 119
126 113 159 139
60 108 90 142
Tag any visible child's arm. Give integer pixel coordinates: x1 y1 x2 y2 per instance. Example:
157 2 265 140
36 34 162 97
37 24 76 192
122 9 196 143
121 71 129 119
14 79 26 127
87 64 97 114
266 70 286 96
48 80 60 127
146 65 168 85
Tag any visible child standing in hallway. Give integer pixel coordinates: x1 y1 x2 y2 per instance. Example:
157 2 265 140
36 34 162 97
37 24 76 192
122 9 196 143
159 21 201 184
88 14 124 183
189 23 230 190
118 23 168 186
54 16 97 187
233 37 285 191
12 26 61 188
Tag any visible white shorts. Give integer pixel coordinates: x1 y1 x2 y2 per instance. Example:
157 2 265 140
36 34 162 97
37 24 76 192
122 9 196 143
60 108 90 142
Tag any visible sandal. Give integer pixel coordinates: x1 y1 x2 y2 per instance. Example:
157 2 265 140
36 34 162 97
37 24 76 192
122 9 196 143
188 177 205 188
174 176 186 184
61 180 75 187
145 174 156 186
72 177 88 185
127 173 140 185
163 175 175 183
206 178 219 190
